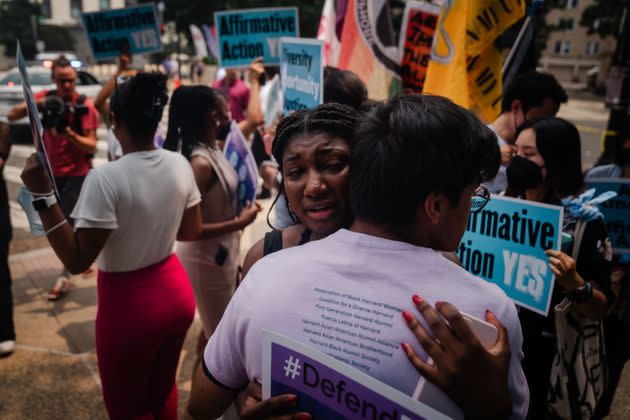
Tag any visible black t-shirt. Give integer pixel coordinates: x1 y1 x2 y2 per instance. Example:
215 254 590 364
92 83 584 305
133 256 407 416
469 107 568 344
519 217 613 340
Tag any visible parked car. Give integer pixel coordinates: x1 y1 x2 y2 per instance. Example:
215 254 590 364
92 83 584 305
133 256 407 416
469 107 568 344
35 52 85 69
0 65 101 142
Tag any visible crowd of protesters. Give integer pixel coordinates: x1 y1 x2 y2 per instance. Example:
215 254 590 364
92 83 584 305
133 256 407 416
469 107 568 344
1 52 629 420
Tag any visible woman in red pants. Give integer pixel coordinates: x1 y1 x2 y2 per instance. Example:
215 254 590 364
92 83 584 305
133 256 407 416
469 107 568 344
21 73 218 419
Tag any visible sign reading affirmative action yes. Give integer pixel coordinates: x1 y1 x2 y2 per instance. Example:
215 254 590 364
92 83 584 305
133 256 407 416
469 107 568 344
82 4 162 60
458 196 563 316
214 8 299 68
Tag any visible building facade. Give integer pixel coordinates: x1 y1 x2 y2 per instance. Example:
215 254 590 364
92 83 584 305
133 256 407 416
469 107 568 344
540 0 617 88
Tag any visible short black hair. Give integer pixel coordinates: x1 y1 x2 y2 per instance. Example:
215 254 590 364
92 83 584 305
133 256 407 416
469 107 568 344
111 72 168 142
164 85 223 160
502 71 568 113
323 67 368 111
349 94 500 225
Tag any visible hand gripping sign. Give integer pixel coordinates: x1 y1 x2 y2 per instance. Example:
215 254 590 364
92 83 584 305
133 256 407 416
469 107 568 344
458 195 563 316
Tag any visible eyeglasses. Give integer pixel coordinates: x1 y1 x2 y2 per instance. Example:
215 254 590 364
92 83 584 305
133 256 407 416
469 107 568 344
471 185 490 213
57 78 76 84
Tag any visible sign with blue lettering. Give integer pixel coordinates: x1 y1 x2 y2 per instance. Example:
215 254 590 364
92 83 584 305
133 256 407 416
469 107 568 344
82 4 162 60
280 38 324 114
262 331 449 420
587 178 630 254
214 8 299 68
458 196 563 316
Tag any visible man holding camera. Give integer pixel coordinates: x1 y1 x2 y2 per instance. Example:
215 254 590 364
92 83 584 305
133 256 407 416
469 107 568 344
8 55 99 300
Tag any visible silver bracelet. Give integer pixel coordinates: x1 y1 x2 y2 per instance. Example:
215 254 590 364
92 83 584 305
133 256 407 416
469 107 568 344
31 191 54 197
46 219 68 235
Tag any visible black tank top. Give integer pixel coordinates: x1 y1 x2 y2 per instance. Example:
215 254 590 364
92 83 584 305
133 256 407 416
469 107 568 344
263 228 312 256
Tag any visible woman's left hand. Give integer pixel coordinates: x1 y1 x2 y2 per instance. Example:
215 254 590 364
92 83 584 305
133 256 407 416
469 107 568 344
546 249 584 293
21 153 52 194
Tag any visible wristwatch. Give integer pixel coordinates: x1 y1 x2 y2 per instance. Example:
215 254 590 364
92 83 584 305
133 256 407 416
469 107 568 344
32 194 57 211
567 281 593 303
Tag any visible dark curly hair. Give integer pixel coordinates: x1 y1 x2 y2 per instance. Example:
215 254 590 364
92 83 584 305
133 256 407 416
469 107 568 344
268 102 360 228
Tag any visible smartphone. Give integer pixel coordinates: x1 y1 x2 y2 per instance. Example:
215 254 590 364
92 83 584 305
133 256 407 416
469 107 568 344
412 311 499 406
215 245 228 266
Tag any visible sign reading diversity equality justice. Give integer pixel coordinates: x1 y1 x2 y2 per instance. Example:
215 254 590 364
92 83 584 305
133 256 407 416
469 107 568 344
398 1 440 92
262 331 449 420
458 196 563 316
82 4 162 60
587 179 630 254
280 38 324 114
214 7 299 68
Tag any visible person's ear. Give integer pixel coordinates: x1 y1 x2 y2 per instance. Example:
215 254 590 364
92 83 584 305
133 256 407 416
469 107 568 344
422 192 447 225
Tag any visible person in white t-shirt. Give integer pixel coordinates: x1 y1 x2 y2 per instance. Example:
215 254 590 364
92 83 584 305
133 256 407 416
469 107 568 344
189 95 529 419
20 73 236 419
485 72 567 194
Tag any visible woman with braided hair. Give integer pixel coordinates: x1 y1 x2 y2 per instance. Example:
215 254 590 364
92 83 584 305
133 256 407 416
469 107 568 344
241 102 358 276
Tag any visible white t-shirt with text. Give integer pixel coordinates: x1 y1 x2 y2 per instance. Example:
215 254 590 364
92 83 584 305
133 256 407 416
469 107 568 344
71 149 201 272
203 229 529 419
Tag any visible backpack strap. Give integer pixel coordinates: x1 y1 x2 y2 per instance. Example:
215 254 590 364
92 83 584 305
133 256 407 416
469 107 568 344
571 219 587 262
263 230 283 256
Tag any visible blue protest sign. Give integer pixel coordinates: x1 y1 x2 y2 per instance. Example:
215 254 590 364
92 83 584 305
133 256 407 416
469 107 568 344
16 40 58 199
587 178 630 255
82 4 162 60
458 195 563 316
223 122 258 212
280 38 324 114
262 331 449 420
214 8 299 68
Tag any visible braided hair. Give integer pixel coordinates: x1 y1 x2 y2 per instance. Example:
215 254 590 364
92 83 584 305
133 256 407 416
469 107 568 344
268 102 360 228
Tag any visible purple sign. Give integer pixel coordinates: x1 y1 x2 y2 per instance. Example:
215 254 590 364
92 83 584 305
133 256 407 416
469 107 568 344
262 331 449 419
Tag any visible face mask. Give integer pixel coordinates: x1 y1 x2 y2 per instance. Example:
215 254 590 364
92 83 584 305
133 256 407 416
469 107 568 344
216 121 231 141
506 155 543 191
622 148 630 165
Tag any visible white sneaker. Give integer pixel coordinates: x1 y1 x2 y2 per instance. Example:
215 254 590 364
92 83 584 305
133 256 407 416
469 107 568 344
0 340 15 356
47 277 70 301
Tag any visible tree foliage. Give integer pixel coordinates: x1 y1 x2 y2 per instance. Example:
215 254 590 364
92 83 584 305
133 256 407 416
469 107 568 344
0 0 37 57
580 0 627 40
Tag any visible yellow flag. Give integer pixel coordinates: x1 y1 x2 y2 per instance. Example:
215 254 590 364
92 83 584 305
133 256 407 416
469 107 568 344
424 0 525 122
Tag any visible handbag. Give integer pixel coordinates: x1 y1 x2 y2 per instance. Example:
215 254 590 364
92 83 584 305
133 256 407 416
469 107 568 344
548 220 608 419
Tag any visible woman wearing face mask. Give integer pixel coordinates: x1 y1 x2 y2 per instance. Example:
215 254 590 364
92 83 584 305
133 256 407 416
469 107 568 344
164 86 262 350
505 117 613 418
585 121 630 416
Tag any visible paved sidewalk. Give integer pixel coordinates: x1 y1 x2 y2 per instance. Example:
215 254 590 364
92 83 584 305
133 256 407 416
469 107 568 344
1 247 204 419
